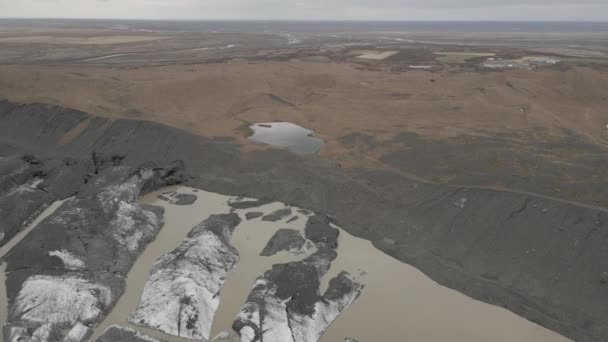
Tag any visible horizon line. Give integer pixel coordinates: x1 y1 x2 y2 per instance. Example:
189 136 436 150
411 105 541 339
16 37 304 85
0 17 607 23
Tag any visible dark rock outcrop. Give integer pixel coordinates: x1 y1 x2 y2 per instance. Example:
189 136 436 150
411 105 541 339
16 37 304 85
260 229 306 256
261 207 293 222
96 326 159 342
228 199 273 210
305 215 339 249
245 212 264 220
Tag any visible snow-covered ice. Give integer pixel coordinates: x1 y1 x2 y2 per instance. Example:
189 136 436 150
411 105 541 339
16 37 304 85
12 275 113 326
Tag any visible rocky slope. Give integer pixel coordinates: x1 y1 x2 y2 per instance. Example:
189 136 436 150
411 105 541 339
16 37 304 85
1 150 184 341
0 154 88 248
1 99 607 341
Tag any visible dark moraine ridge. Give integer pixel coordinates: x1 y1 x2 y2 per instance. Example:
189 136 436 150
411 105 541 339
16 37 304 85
2 160 184 340
1 99 607 342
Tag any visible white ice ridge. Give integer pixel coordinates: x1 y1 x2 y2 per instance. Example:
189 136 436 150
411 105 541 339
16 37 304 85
129 214 241 340
63 322 93 342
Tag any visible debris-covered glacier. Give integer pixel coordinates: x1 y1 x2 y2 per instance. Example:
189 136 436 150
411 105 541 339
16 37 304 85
3 160 185 342
129 213 241 340
233 215 363 342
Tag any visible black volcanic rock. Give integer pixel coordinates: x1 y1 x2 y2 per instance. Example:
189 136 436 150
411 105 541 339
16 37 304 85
305 215 339 249
262 207 292 222
245 211 264 220
260 228 306 256
96 326 159 342
229 198 273 210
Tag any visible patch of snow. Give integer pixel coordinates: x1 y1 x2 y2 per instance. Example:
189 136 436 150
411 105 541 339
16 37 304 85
4 178 44 196
111 201 162 252
49 249 85 270
97 169 156 213
454 197 467 209
29 178 44 188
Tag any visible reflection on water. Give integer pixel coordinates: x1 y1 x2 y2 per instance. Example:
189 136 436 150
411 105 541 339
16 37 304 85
248 122 324 155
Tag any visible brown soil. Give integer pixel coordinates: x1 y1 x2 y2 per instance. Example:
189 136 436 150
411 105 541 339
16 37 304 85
1 61 606 162
0 24 607 206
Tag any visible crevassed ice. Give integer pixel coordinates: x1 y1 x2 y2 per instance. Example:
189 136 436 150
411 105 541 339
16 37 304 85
13 275 113 325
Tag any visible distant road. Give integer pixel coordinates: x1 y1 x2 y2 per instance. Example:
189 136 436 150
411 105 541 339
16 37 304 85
390 166 608 213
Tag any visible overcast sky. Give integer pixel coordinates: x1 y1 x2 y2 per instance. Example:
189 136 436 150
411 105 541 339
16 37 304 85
0 0 607 21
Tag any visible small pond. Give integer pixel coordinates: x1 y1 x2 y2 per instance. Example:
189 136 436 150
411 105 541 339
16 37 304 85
248 122 324 155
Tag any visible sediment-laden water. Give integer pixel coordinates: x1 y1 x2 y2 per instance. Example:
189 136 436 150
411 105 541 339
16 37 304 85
88 186 570 342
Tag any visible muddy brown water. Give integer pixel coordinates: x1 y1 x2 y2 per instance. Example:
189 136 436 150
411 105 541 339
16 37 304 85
0 187 571 342
320 227 570 342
